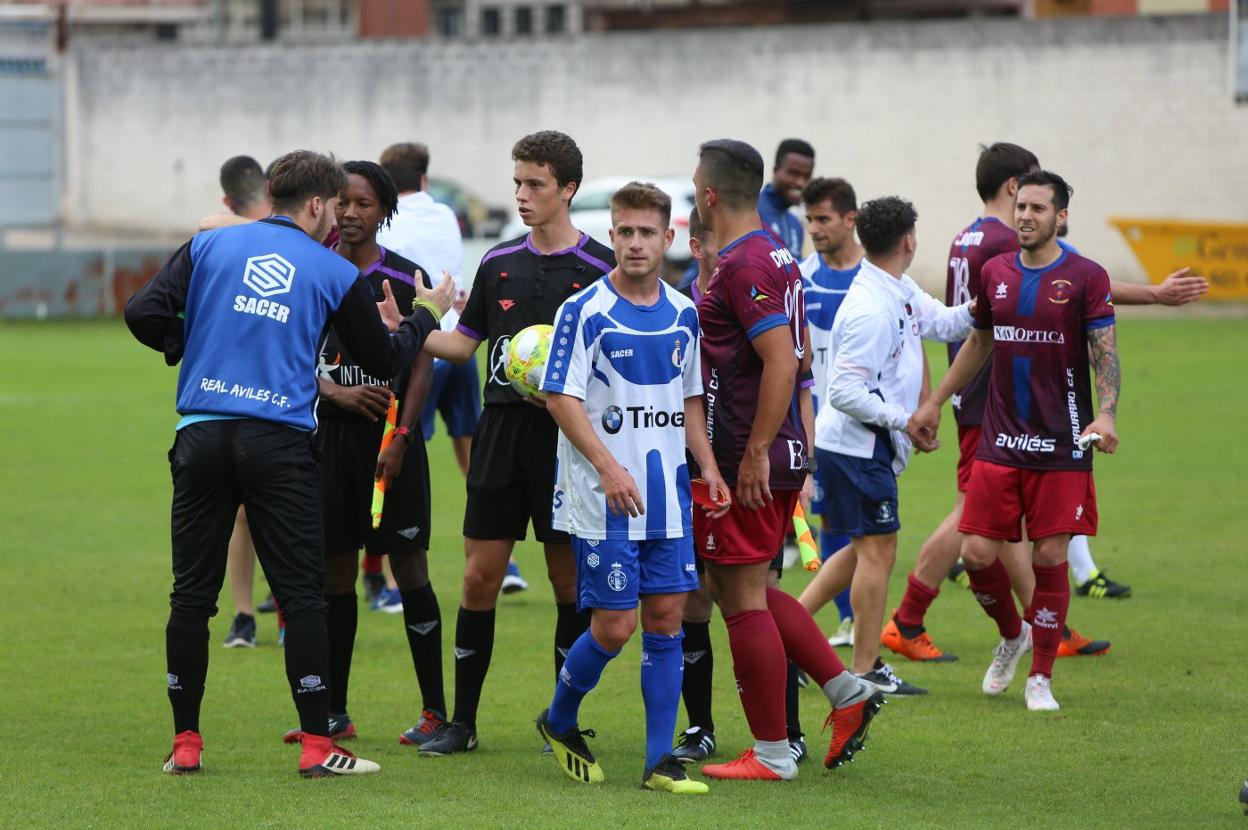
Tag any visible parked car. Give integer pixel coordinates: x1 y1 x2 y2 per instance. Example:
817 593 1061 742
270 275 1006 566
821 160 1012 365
427 177 510 239
498 176 695 269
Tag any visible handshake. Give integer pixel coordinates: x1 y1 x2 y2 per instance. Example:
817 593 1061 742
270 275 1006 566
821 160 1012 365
375 269 458 331
906 401 941 453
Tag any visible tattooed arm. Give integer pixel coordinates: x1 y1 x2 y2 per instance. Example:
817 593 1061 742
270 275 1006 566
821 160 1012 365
1083 323 1120 453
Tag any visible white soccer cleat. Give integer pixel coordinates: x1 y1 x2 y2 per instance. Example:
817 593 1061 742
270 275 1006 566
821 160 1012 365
982 622 1032 696
299 741 381 777
1025 675 1060 711
827 617 854 648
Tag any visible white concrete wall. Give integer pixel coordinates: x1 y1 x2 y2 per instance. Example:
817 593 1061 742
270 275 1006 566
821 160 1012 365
65 14 1248 286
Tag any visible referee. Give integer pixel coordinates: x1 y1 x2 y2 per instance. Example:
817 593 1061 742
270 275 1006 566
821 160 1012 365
125 150 454 778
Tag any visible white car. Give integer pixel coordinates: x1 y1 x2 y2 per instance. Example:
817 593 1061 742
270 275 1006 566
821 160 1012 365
499 176 695 266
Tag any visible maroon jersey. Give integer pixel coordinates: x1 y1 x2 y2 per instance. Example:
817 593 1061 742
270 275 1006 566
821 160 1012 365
946 216 1019 428
698 228 808 490
972 249 1115 471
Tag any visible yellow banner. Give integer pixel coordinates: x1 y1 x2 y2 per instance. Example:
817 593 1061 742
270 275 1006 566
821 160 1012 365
1110 218 1248 301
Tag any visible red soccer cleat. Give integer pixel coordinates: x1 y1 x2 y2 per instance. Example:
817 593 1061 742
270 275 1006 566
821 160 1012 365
162 730 203 775
823 691 885 769
700 749 790 781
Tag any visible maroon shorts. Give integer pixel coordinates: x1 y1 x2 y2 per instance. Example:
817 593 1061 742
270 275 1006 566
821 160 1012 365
694 490 799 566
956 425 981 492
959 459 1097 542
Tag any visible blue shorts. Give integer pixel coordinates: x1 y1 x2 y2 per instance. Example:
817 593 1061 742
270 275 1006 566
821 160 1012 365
420 359 482 440
819 441 900 538
573 535 698 611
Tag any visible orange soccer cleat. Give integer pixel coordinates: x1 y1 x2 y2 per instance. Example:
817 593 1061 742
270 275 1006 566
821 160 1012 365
881 617 958 663
1057 625 1110 658
701 749 792 781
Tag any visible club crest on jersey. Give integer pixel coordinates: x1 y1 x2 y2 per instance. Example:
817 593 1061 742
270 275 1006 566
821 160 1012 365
607 563 628 592
498 299 516 311
995 282 1008 299
243 253 295 297
672 338 683 367
750 285 769 303
1048 279 1072 305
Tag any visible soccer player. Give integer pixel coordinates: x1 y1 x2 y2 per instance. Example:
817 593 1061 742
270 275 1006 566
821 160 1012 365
275 161 448 748
534 181 723 795
198 155 271 231
815 196 973 696
126 150 454 776
757 139 814 259
909 169 1120 711
200 155 271 649
691 139 882 782
416 131 615 756
885 144 1208 663
797 177 863 648
672 207 720 764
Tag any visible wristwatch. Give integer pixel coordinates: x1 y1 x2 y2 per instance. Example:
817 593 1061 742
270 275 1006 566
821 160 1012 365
393 426 410 443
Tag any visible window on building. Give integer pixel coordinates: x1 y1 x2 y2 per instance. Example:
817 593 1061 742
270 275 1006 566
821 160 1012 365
481 6 501 37
435 4 463 37
544 4 565 34
515 6 533 35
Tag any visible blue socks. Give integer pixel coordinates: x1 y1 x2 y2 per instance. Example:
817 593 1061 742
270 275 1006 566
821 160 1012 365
640 631 684 770
547 631 617 734
547 626 685 771
821 529 854 622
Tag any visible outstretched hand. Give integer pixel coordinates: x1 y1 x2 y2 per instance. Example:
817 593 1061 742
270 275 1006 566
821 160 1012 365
1154 268 1208 306
377 279 401 331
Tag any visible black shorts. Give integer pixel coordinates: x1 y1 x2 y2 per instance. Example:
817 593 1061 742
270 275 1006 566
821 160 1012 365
464 404 567 543
318 416 432 554
169 419 325 620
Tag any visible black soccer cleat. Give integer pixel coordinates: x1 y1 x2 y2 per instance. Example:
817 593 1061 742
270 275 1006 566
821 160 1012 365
671 726 716 764
1075 569 1132 599
417 721 478 757
856 658 928 695
223 613 256 648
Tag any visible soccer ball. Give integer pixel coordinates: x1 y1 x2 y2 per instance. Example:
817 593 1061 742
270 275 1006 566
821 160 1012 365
505 323 554 398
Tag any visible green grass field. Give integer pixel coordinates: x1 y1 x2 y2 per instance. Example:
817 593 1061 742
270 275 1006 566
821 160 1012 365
1 316 1245 828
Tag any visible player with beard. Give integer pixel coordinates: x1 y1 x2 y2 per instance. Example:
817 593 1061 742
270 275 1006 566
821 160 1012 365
691 139 882 782
910 169 1120 711
886 144 1207 665
127 150 454 776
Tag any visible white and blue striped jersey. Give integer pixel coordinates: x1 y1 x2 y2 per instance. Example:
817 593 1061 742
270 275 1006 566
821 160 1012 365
542 277 702 541
800 252 861 412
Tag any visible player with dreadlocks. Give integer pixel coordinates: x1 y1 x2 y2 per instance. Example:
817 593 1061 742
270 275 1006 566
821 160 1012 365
280 160 448 744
